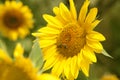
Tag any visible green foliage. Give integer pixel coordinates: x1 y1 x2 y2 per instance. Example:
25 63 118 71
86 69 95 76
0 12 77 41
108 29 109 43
102 49 113 58
0 39 7 53
29 39 43 70
0 0 120 79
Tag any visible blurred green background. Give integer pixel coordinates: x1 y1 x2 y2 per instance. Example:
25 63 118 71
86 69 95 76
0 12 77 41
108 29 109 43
0 0 120 80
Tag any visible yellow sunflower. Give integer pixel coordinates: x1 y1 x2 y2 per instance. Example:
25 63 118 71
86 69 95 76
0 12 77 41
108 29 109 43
33 0 105 79
0 1 34 40
0 43 59 80
100 74 119 80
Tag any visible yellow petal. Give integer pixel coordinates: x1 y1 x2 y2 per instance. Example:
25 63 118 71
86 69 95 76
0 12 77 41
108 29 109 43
77 52 82 68
9 31 18 41
5 1 10 7
52 57 65 77
100 74 119 80
32 33 42 37
91 20 101 29
64 58 71 79
59 3 72 22
33 33 57 40
70 0 77 19
18 27 29 38
53 7 66 25
81 57 91 77
43 46 57 60
43 55 59 70
83 46 97 62
11 1 23 9
53 7 60 16
39 73 60 80
78 0 90 25
87 31 106 41
14 43 24 58
0 49 12 63
39 39 56 48
85 8 98 23
70 56 79 79
40 35 57 40
21 6 30 13
43 14 63 28
47 24 63 31
39 27 60 34
11 1 19 8
87 40 103 53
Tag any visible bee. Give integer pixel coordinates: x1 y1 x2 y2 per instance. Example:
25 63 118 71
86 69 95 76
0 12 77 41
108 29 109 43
57 43 68 49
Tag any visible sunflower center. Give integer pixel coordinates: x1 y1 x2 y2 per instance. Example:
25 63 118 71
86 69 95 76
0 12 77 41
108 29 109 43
3 9 24 29
0 61 35 80
57 23 86 57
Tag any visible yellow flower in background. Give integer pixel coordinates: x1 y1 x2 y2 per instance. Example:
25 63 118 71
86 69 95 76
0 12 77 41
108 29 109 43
33 0 105 79
0 1 34 41
100 74 119 80
0 43 59 80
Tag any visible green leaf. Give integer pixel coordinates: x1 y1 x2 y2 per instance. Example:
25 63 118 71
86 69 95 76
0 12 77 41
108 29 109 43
29 39 43 70
102 49 113 58
0 40 7 53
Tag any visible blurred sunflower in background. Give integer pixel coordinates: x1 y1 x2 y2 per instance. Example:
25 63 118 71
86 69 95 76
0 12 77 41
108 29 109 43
0 0 119 80
0 1 34 41
0 43 59 80
100 74 119 80
33 0 106 79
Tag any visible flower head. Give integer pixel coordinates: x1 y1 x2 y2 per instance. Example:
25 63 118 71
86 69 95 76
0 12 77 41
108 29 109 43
0 43 59 80
33 0 105 79
100 74 119 80
0 1 34 40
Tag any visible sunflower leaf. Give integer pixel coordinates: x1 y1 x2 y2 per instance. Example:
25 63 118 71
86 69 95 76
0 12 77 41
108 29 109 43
102 49 113 58
0 40 7 53
29 39 43 70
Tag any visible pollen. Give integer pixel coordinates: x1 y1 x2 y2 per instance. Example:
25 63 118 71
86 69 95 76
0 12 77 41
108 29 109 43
57 23 86 57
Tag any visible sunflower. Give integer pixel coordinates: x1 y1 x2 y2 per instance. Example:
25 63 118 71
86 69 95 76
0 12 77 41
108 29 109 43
0 43 59 80
33 0 105 79
100 74 119 80
0 1 34 40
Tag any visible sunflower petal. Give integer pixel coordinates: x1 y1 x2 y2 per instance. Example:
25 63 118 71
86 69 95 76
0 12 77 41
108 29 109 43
83 46 97 62
5 1 10 7
43 55 59 70
70 0 77 19
85 8 98 23
52 57 65 77
87 31 106 41
53 7 67 25
81 57 91 77
53 7 60 16
14 43 24 58
77 52 82 68
91 20 101 29
43 14 62 28
43 46 57 60
0 49 12 62
87 40 103 53
39 74 59 80
78 0 90 25
39 39 56 48
39 27 60 34
59 3 72 22
9 31 18 41
70 56 79 79
32 33 57 40
64 58 71 79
